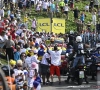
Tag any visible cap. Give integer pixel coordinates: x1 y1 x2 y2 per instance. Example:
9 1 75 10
31 62 38 69
34 49 38 53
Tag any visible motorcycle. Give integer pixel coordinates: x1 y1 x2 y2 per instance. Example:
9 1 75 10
66 54 89 85
96 62 100 83
70 63 88 85
85 57 92 76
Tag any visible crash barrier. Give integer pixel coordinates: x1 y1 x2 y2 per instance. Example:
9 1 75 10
37 18 65 34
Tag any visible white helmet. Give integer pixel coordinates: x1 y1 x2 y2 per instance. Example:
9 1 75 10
70 30 74 34
76 36 82 42
96 43 100 49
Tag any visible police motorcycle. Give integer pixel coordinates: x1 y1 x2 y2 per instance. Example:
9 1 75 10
85 48 95 76
89 43 100 80
65 36 89 85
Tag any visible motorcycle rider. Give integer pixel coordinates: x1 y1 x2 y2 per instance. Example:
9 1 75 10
72 36 85 67
65 36 89 83
90 43 100 80
72 36 90 67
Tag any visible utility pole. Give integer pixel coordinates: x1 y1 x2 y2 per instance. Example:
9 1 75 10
50 12 53 33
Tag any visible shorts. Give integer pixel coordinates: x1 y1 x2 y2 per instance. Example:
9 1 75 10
41 64 50 75
50 64 60 76
64 11 68 15
31 1 34 5
98 15 100 18
43 9 47 12
60 6 63 11
94 5 98 9
51 9 55 12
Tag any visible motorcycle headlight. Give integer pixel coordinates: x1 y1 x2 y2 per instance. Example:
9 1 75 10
66 53 68 56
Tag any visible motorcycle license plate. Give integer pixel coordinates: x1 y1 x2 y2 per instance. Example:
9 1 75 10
79 71 84 78
97 67 100 70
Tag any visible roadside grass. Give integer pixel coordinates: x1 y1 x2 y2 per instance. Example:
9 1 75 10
20 1 95 32
0 59 7 65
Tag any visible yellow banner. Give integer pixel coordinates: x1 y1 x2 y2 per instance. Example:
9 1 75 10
37 18 51 33
52 18 65 34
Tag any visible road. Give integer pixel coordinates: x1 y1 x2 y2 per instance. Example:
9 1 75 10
41 76 100 90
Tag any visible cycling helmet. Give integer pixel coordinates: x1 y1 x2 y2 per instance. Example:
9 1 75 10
10 59 16 66
96 43 100 49
76 36 82 42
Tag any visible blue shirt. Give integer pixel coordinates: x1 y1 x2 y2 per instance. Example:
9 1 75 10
80 14 85 21
66 49 73 54
35 43 39 47
64 0 69 3
14 51 20 61
33 76 41 88
94 53 100 57
38 49 45 56
10 14 14 19
50 4 55 11
8 10 11 16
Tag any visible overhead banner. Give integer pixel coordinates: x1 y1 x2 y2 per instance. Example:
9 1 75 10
37 18 51 33
37 18 65 34
52 18 65 34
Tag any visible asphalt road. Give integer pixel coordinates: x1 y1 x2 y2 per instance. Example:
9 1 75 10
41 76 100 90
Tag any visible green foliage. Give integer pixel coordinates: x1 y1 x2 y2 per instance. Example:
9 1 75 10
19 1 95 32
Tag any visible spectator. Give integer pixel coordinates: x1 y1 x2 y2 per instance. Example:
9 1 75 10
10 12 15 21
50 1 56 16
59 0 65 13
64 4 70 19
42 0 49 15
41 52 50 85
7 8 11 17
56 3 60 17
64 0 69 4
80 12 85 23
36 2 41 15
5 35 15 60
0 8 4 18
47 45 63 85
98 8 100 21
92 10 97 26
31 49 40 72
31 18 37 31
70 0 74 9
31 0 34 6
89 0 94 12
14 45 20 61
85 4 89 12
73 7 80 22
94 0 99 10
26 0 31 9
